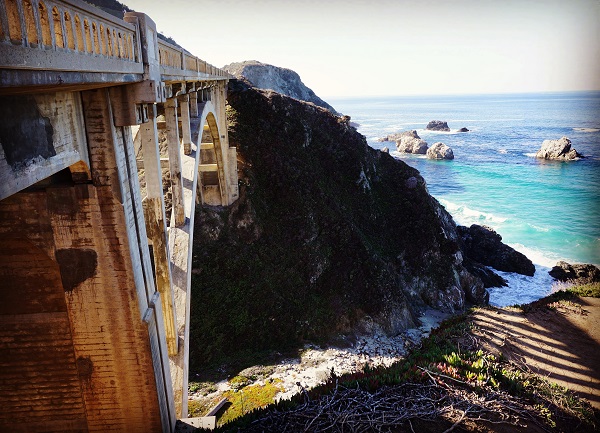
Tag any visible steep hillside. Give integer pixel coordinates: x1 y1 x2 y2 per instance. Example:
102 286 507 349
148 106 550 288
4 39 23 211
189 81 486 369
223 61 338 114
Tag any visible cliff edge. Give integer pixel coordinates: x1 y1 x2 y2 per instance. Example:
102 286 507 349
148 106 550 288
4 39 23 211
223 60 338 114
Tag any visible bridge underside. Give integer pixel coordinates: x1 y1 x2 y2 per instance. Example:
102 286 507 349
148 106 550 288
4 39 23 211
0 4 238 430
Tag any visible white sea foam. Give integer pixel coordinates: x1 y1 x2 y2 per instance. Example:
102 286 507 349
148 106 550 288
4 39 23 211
487 264 555 307
573 127 600 133
507 243 561 268
438 199 508 225
498 149 508 154
523 152 537 157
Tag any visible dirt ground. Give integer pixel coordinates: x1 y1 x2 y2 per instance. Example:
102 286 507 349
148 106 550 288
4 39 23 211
470 296 600 410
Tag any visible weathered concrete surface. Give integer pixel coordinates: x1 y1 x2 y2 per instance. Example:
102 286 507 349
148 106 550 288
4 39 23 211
0 91 89 200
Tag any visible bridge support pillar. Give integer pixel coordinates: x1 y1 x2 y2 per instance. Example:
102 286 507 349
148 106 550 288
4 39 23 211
189 91 199 118
179 94 192 155
164 97 185 227
140 103 179 358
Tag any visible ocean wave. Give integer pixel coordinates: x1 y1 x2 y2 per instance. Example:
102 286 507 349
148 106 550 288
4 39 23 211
438 199 508 224
523 152 537 157
506 243 562 268
498 149 508 154
527 223 549 233
488 264 555 307
573 127 600 133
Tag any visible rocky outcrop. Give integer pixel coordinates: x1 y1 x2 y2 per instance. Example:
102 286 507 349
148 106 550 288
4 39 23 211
535 137 582 160
457 224 535 276
426 120 450 131
549 261 600 283
190 81 487 367
396 130 428 154
223 60 338 114
426 142 454 160
458 127 469 132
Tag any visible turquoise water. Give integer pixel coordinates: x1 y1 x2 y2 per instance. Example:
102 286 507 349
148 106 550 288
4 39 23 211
329 92 600 305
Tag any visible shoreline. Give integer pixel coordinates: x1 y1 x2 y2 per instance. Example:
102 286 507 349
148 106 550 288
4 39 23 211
189 308 450 406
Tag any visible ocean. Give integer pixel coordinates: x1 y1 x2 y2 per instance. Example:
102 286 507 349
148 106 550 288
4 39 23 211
328 92 600 306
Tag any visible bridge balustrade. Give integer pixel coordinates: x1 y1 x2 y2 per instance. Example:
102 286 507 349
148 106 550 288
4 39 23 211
0 0 232 91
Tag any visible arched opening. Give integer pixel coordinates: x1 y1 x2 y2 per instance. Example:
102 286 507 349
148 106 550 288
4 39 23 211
198 111 227 206
23 0 38 46
74 15 83 52
99 24 106 55
92 22 100 54
84 19 92 53
6 0 22 44
52 6 64 48
64 11 74 50
38 2 52 47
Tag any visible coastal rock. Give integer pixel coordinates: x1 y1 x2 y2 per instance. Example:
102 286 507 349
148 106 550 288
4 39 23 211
426 142 454 160
457 224 536 276
223 60 338 114
426 120 450 131
549 261 600 283
381 146 389 154
396 131 428 154
457 127 469 132
463 258 508 288
535 137 582 160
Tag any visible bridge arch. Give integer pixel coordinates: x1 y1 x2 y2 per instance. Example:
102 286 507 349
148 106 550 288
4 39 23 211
197 102 229 206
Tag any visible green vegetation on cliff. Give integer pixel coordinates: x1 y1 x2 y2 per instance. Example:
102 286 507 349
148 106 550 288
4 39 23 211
190 81 485 373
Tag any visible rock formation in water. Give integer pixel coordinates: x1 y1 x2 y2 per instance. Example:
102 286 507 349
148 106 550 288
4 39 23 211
223 60 338 114
535 137 582 160
457 127 469 132
395 130 429 154
549 261 600 283
189 80 488 367
426 120 450 131
457 225 535 277
426 142 454 160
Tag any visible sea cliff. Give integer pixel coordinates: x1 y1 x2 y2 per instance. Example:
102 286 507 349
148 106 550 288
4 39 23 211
189 80 487 368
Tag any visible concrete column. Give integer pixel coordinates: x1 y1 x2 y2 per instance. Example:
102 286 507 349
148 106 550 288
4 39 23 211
179 94 192 155
140 104 178 357
164 98 185 227
189 91 198 118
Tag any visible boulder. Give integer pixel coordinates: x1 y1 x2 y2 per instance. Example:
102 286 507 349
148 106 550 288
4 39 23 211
535 137 582 160
388 130 428 154
457 127 469 132
549 261 600 283
463 258 508 288
381 146 389 154
426 120 450 131
426 142 454 160
457 225 535 276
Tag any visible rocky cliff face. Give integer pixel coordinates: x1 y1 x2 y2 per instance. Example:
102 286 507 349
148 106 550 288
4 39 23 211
189 81 486 368
223 60 338 114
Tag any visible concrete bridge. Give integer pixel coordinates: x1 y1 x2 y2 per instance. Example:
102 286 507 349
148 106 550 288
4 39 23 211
0 0 238 431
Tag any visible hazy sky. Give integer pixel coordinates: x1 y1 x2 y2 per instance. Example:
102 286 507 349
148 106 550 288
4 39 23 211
124 0 600 97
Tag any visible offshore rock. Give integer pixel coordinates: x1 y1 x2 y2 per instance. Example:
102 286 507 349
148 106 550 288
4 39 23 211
396 130 428 154
223 60 338 114
426 120 450 131
457 224 535 276
190 81 487 366
549 261 600 283
458 127 469 132
535 137 582 160
426 142 454 160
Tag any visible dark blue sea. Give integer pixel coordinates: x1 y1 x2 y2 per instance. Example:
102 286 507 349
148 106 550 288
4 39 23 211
329 92 600 306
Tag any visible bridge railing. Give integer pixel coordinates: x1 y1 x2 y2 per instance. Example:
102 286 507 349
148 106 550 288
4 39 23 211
157 37 230 81
0 0 143 74
0 0 231 86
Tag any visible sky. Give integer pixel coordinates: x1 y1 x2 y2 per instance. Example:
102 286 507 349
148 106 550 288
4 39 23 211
123 0 600 98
